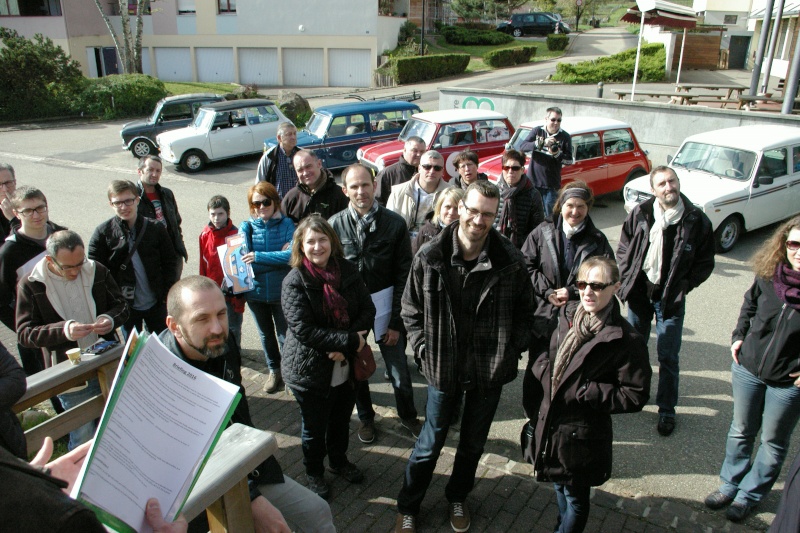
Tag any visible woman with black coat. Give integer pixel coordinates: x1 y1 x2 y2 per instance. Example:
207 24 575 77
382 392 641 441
526 256 651 532
705 215 800 523
281 215 376 501
494 149 544 248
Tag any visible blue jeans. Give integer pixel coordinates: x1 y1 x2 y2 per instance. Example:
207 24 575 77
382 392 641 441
247 300 287 372
289 382 357 477
718 362 800 505
122 302 167 339
627 298 684 416
355 335 418 422
553 483 591 533
226 299 243 348
537 187 558 218
58 378 101 450
396 385 503 515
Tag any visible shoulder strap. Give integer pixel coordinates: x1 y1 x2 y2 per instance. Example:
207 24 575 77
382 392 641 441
123 218 148 266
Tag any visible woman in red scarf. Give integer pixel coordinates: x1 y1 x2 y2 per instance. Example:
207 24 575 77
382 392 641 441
281 216 376 501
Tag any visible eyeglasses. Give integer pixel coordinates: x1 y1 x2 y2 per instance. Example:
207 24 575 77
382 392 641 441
463 205 496 220
458 162 476 169
17 205 47 217
52 257 87 271
0 179 16 189
549 118 562 123
421 164 443 172
787 240 800 251
111 198 136 208
502 165 523 172
576 280 613 292
252 200 272 209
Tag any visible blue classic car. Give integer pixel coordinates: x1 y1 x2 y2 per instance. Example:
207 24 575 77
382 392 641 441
263 100 422 170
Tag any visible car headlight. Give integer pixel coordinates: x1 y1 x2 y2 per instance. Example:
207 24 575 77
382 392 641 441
376 158 385 172
357 148 364 160
623 187 639 203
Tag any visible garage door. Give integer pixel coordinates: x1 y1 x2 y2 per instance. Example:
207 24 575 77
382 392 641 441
155 47 192 82
283 48 323 86
196 48 234 83
238 48 279 86
328 48 371 88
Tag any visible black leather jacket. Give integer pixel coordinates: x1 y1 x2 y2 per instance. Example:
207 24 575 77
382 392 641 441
136 181 188 261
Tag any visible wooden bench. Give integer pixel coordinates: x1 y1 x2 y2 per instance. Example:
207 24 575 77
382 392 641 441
613 90 689 104
674 83 747 100
736 95 800 111
682 95 742 108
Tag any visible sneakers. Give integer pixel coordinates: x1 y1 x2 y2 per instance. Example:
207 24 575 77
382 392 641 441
306 474 330 500
264 371 283 394
704 490 734 510
449 501 471 532
726 501 755 522
401 417 423 439
327 460 364 483
395 513 416 532
657 415 675 436
358 420 375 443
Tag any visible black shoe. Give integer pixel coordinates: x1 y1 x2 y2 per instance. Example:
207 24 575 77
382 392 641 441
328 461 364 483
657 415 675 436
726 501 754 522
306 474 330 499
704 490 733 510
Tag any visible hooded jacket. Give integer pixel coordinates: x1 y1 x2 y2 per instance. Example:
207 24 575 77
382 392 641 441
281 169 349 224
386 174 452 233
199 219 238 285
136 181 187 261
238 214 294 303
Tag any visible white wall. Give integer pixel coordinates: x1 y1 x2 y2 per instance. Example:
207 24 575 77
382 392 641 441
237 0 377 36
377 15 407 55
641 26 677 77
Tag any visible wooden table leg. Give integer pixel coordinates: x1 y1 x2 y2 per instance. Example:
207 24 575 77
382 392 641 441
206 478 255 533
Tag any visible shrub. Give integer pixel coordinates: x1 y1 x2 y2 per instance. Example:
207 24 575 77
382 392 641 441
393 38 429 57
483 46 537 68
552 43 665 84
454 22 495 31
386 54 470 84
398 21 418 43
78 74 168 119
546 34 569 51
440 25 514 46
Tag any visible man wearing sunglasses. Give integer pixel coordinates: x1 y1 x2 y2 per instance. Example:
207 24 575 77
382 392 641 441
386 150 453 238
518 106 573 217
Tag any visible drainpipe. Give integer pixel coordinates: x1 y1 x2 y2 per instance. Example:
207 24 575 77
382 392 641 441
761 0 785 93
780 26 800 114
749 0 774 95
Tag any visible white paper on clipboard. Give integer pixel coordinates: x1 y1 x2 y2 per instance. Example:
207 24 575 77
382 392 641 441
370 287 393 341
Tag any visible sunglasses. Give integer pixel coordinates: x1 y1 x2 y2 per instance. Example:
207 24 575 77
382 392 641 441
502 165 522 172
549 118 562 123
576 280 613 291
252 200 272 208
787 240 800 251
421 164 444 172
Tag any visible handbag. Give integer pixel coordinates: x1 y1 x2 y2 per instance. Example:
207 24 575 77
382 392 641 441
353 344 376 382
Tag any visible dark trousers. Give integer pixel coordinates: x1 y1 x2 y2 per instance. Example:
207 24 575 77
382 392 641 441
122 302 167 339
17 343 44 376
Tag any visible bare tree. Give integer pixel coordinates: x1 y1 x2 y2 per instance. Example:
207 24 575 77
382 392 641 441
92 0 148 74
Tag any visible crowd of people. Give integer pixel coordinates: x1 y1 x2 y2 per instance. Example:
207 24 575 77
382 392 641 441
1 105 800 533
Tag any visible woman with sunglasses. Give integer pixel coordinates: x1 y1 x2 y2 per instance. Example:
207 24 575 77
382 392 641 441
704 215 800 523
239 182 295 394
494 149 544 248
520 180 614 418
412 188 465 255
525 256 651 533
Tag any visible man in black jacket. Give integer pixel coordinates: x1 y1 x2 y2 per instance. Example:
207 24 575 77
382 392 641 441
617 166 715 437
377 136 425 206
282 150 348 223
136 155 187 279
329 164 420 444
255 122 300 199
89 180 178 338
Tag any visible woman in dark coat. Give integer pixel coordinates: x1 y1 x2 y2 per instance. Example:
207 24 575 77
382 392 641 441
281 215 376 501
520 180 614 417
705 215 800 523
494 149 544 248
527 256 651 532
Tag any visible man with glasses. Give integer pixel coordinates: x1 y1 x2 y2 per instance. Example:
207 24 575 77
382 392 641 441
16 230 129 450
519 106 573 217
0 186 66 375
0 163 19 241
386 150 452 238
395 181 534 533
89 180 178 338
282 150 348 223
377 137 426 205
451 150 488 190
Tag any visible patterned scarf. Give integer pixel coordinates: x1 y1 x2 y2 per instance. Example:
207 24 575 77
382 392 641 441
348 200 379 249
774 262 800 311
551 302 613 399
643 198 685 285
302 256 350 329
496 176 531 247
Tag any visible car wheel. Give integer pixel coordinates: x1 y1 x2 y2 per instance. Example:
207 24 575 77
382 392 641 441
715 215 743 254
180 150 206 173
130 139 156 158
513 28 522 37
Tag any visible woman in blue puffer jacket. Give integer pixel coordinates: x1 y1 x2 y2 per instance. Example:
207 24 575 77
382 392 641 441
239 181 295 394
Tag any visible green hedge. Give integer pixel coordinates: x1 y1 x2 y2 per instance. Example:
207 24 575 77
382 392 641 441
388 54 470 84
78 74 168 119
552 43 665 84
483 46 537 68
454 22 495 31
440 25 514 46
546 34 569 51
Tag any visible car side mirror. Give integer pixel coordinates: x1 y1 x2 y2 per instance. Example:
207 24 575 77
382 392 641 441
757 175 774 185
433 143 441 149
666 154 673 164
157 115 164 124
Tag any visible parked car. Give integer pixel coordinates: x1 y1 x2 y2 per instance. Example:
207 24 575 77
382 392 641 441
623 125 800 253
157 99 289 173
263 100 421 170
357 109 515 180
479 117 651 197
120 93 225 157
496 12 570 37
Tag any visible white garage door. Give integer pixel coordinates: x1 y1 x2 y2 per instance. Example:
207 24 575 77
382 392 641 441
154 47 192 82
328 48 372 88
283 48 324 86
196 48 234 83
238 48 279 86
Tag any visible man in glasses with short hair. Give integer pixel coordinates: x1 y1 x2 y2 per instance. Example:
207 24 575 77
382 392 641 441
519 106 573 217
0 163 19 241
386 150 452 238
89 180 178 338
0 186 66 375
17 230 129 450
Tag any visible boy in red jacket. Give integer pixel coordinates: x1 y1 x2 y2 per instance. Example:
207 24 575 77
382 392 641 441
199 195 244 346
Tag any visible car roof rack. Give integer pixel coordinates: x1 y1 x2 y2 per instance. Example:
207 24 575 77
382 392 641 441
346 90 420 102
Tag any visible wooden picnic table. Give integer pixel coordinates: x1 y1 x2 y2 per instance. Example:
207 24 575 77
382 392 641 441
674 83 748 100
736 94 800 111
613 90 691 104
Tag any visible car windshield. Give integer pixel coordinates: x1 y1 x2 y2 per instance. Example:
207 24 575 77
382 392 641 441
508 127 532 151
193 108 215 129
399 118 436 146
305 113 331 138
671 142 757 181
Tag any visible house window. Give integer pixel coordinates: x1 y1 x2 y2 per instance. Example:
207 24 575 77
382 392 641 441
218 0 235 13
723 15 738 25
177 0 195 14
0 0 62 16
